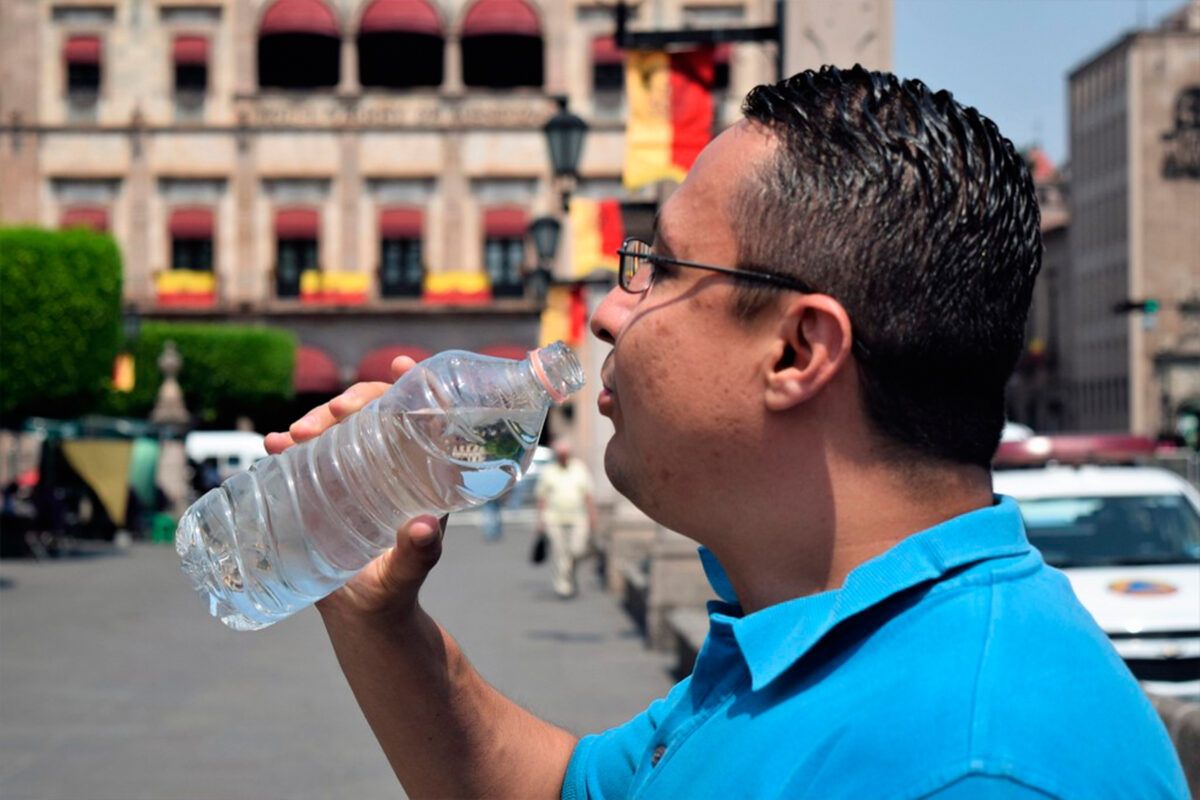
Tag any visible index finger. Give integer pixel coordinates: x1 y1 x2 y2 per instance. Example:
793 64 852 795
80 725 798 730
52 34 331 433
264 356 420 455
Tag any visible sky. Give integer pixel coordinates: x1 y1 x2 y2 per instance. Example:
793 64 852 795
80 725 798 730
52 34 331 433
893 0 1187 166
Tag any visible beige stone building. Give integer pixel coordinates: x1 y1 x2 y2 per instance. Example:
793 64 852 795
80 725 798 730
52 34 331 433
1063 0 1200 437
1007 148 1070 433
0 0 890 504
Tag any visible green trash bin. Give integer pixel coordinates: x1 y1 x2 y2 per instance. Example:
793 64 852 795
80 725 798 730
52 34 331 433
151 513 177 544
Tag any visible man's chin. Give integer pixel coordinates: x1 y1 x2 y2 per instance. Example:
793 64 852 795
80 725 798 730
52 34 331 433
603 441 647 512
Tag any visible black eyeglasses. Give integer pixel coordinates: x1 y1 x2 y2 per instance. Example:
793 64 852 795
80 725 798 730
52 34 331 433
614 236 872 361
616 237 818 295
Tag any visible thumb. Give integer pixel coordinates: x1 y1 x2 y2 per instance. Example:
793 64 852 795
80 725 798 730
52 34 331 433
375 514 447 593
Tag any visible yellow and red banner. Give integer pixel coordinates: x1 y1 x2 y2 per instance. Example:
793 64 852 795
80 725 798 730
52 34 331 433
569 198 624 279
539 285 588 348
300 270 369 305
623 47 715 190
422 271 491 305
155 269 216 308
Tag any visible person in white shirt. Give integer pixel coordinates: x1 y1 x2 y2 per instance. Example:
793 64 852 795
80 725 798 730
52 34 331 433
535 439 598 598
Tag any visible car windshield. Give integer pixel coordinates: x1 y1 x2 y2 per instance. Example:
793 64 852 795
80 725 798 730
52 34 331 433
1016 494 1200 568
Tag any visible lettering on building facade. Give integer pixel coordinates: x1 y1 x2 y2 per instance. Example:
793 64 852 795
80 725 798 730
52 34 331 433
238 96 553 130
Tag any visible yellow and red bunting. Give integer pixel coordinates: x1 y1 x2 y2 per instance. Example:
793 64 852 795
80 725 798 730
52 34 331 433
569 198 624 279
155 269 216 308
623 47 715 190
422 271 491 305
300 270 369 305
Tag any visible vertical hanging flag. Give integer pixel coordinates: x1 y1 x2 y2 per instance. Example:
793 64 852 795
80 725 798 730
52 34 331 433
569 198 624 279
539 285 588 348
623 47 715 190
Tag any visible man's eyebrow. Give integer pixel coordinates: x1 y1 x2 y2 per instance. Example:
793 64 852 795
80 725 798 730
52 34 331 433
650 211 676 257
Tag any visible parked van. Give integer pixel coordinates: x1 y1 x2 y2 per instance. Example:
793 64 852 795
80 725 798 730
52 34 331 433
184 431 267 481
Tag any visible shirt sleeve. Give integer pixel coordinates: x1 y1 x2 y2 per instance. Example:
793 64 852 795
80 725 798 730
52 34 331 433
918 773 1060 800
561 678 692 800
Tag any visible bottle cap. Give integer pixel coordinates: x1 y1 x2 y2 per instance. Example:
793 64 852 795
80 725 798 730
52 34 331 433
530 342 585 403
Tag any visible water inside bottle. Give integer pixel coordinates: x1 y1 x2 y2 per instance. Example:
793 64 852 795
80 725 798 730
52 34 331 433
400 405 546 502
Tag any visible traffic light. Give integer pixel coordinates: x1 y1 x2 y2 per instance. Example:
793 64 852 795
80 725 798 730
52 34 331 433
1111 299 1160 314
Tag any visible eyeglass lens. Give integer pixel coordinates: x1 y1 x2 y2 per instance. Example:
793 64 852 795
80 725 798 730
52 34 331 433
623 240 653 292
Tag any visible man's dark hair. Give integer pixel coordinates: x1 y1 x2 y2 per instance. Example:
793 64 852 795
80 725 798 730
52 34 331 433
734 65 1041 468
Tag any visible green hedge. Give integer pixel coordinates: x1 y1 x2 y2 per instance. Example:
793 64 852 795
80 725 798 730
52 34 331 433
0 227 123 423
104 321 297 428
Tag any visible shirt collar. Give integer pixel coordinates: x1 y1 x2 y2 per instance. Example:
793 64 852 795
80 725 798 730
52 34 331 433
698 495 1032 692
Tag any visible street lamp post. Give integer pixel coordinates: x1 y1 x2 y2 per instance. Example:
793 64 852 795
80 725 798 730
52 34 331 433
543 96 587 212
529 97 587 299
527 215 561 302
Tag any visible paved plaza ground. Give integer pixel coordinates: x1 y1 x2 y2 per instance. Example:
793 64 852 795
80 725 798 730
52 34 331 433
0 512 674 800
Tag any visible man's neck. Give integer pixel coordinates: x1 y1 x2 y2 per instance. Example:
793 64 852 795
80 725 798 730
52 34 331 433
709 460 994 615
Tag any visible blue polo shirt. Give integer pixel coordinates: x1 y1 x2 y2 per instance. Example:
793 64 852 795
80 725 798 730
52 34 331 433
562 497 1188 800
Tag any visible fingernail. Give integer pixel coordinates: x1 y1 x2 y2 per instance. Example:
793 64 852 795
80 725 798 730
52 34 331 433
410 515 440 547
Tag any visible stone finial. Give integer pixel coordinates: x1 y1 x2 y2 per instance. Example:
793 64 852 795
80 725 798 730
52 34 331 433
150 340 190 426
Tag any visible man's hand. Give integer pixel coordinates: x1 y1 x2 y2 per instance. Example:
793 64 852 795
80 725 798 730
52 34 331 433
267 354 577 799
264 355 444 620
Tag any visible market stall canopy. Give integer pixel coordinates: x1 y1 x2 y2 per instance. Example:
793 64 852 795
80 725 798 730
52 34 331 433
61 439 132 526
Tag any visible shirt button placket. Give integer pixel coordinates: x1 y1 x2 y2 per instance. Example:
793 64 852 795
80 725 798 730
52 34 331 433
650 744 667 767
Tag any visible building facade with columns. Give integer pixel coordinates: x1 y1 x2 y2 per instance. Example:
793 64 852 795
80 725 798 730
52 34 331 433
1 0 891 509
1064 0 1200 438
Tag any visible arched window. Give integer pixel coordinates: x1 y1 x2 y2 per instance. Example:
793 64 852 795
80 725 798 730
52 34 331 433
461 0 542 89
358 0 444 88
258 0 340 89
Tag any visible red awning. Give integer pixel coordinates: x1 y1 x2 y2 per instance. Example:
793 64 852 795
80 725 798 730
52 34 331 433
356 345 433 383
173 35 209 65
380 207 423 237
60 207 109 232
479 344 531 361
592 36 623 66
169 207 214 239
63 35 102 65
461 0 540 37
360 0 442 36
260 0 339 37
714 42 731 64
275 207 319 239
294 345 341 393
483 207 527 237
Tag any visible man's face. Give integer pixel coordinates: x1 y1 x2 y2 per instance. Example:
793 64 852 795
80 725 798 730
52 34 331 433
589 122 781 532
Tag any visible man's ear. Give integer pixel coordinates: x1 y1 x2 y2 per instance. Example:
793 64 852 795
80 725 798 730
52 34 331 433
763 295 855 412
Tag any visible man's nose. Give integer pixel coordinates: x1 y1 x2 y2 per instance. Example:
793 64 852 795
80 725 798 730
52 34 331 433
588 285 630 345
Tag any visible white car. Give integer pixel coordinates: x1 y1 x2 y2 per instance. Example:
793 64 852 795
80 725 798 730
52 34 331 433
993 465 1200 699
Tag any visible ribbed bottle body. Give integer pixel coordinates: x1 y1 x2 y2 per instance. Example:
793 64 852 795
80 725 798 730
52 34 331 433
176 388 550 630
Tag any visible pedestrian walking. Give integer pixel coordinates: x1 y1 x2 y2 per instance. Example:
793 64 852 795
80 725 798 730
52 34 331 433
267 66 1188 800
535 439 597 598
480 498 503 542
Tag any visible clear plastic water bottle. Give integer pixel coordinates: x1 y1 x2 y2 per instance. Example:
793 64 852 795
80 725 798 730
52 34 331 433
176 342 585 631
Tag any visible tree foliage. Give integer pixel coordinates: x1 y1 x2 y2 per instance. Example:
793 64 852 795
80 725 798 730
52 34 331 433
0 227 123 423
103 321 296 429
